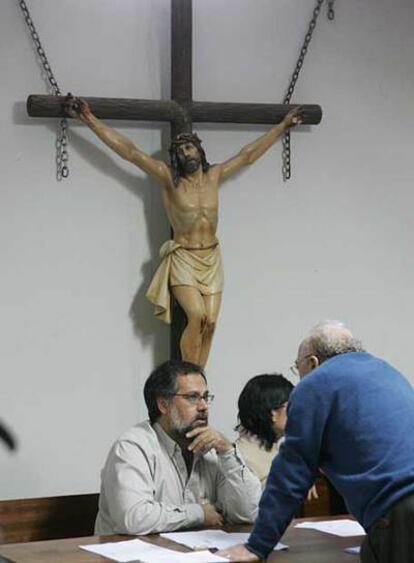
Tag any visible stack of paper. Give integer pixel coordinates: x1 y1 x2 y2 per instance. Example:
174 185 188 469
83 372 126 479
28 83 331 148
79 538 228 563
161 530 288 551
294 519 365 537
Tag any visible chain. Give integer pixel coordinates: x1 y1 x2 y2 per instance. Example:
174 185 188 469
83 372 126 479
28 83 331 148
281 0 329 182
18 0 69 180
327 0 336 21
56 118 69 179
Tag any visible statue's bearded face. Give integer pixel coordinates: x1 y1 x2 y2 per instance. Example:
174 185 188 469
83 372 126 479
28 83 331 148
176 142 201 174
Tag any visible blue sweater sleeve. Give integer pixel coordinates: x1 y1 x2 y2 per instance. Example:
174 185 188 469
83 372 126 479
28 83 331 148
247 373 331 558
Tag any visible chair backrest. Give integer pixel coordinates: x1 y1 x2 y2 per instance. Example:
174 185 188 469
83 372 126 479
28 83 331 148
0 493 99 544
295 474 346 518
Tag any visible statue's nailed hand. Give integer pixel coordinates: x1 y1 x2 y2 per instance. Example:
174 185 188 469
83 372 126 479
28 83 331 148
64 94 90 120
283 106 304 129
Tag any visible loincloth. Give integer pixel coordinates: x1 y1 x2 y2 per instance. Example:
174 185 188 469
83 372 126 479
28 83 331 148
146 240 224 324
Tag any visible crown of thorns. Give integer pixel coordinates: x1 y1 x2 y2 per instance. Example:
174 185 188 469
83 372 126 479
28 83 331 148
169 133 203 154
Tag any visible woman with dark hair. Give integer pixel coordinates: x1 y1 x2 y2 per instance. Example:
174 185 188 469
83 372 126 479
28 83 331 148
235 374 293 487
236 374 318 500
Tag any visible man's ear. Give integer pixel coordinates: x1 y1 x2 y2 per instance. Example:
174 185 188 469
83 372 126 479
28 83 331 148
270 409 278 424
309 355 320 370
156 396 169 415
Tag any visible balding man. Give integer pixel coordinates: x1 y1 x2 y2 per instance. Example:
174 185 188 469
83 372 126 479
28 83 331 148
220 321 414 562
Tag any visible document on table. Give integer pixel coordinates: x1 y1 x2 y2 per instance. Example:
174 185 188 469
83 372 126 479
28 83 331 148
79 538 228 563
294 519 366 537
161 529 288 551
345 546 361 554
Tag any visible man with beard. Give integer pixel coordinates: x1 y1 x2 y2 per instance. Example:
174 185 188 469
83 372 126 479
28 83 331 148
65 96 302 367
94 359 261 535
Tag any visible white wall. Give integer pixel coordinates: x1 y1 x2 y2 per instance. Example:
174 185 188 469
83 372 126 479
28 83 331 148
1 0 413 499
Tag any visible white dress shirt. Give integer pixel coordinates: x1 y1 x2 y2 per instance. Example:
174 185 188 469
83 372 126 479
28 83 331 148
95 420 261 535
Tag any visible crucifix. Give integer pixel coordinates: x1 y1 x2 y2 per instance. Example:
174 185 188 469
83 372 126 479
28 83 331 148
26 0 322 367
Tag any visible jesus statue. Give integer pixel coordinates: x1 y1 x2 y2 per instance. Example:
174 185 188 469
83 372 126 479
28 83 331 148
66 97 301 366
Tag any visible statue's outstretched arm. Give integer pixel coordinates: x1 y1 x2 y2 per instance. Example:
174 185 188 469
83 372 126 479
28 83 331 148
65 96 172 186
217 107 303 183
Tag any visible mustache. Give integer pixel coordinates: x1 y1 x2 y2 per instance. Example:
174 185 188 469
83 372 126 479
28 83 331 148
193 414 208 425
183 153 200 162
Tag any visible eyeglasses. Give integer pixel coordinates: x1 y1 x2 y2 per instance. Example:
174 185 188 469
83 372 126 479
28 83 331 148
289 354 313 377
289 362 300 377
171 392 215 405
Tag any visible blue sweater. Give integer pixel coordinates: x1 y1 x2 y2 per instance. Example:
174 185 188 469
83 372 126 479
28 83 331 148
247 352 414 559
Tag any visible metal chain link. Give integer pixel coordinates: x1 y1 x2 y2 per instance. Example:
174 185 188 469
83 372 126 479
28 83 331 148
56 118 69 179
327 0 336 21
281 0 327 182
18 0 69 180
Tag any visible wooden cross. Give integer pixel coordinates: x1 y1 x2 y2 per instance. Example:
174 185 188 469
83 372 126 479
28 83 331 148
26 0 322 359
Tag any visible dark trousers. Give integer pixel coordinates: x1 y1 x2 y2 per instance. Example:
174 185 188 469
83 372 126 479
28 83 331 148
360 492 414 563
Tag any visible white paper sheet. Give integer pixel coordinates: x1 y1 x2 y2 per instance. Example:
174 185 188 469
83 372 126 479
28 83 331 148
79 538 228 563
294 519 366 537
344 546 361 554
161 530 288 551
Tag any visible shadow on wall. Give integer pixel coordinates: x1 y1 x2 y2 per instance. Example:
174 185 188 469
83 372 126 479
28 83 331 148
66 127 171 367
14 100 170 366
0 420 17 452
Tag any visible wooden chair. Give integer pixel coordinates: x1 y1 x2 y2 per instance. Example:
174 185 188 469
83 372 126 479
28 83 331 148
296 473 347 518
0 493 99 544
0 485 344 545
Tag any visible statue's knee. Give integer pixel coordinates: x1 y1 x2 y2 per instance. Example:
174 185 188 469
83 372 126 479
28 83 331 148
199 314 209 334
205 319 216 336
187 310 207 330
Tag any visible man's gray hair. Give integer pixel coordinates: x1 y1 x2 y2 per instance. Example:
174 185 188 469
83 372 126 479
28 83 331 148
303 320 365 364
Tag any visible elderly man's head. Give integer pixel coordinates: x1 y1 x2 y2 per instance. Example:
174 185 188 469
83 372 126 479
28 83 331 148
294 320 365 378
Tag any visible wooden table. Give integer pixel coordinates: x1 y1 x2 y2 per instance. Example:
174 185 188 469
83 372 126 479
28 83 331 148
0 516 363 562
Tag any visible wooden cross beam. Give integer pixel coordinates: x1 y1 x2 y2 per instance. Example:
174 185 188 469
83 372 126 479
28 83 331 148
26 0 322 359
27 1 322 128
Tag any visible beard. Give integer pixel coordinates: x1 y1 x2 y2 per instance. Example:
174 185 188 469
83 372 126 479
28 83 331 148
169 405 208 443
180 156 201 174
